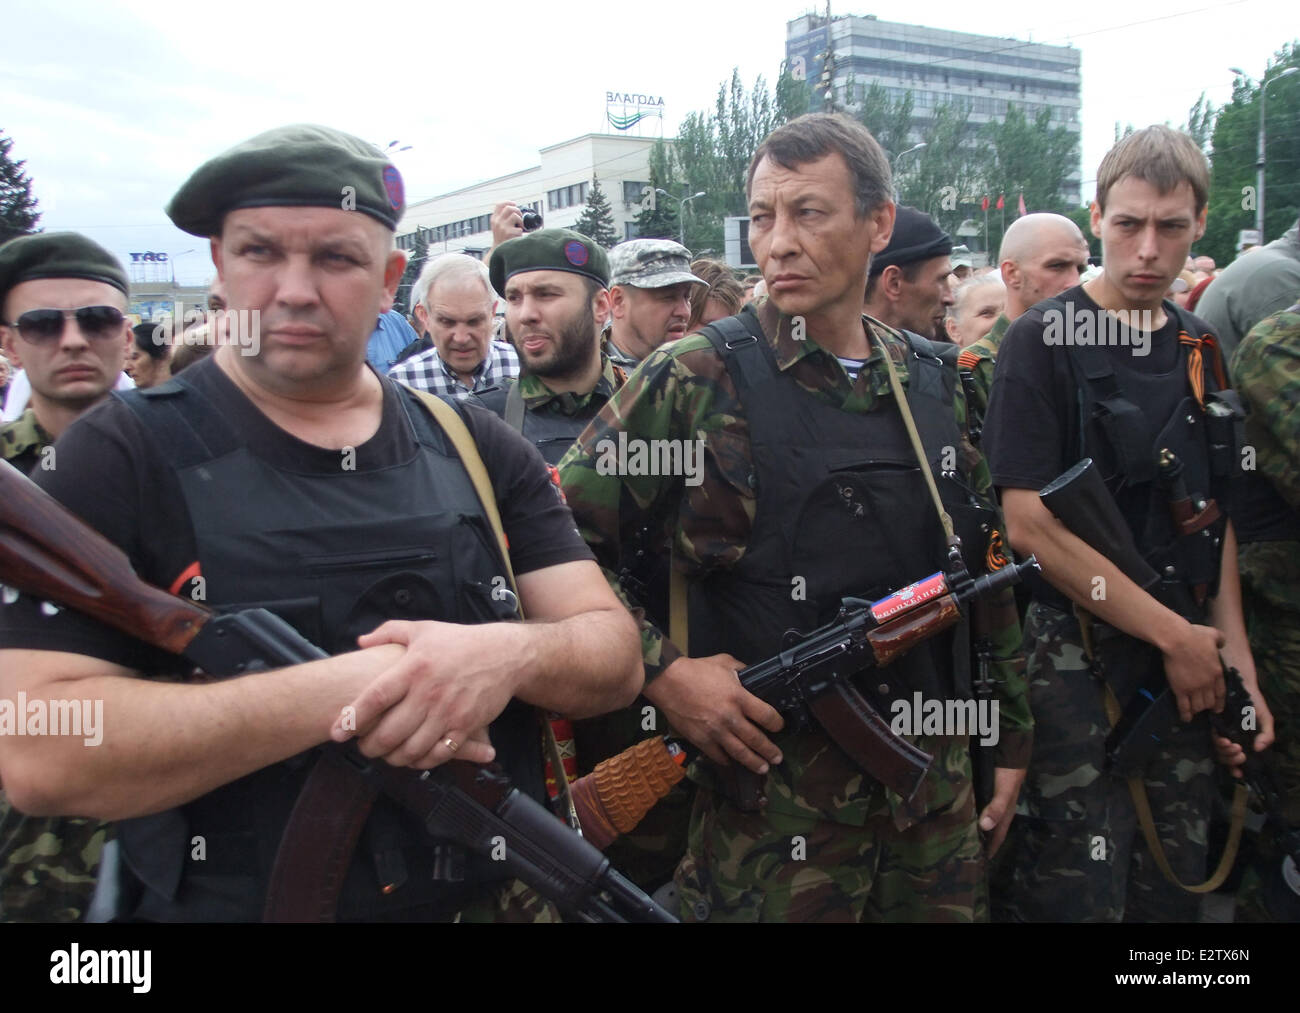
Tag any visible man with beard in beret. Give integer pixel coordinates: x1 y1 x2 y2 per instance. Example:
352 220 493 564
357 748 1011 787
476 229 625 466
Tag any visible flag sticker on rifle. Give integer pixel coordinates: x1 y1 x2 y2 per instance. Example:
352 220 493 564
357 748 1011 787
870 572 946 623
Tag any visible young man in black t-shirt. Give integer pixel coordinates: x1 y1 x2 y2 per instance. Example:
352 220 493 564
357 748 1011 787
0 125 643 922
983 125 1274 922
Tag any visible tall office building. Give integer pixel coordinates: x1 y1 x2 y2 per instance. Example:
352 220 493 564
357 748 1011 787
786 12 1082 203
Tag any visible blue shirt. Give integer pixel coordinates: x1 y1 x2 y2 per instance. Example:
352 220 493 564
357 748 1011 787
366 311 420 371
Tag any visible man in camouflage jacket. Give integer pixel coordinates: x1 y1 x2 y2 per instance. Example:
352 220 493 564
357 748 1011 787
1231 301 1300 921
559 114 1030 922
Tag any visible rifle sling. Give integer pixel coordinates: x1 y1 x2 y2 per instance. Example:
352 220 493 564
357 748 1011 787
1079 611 1248 894
264 387 576 921
262 748 381 922
873 327 957 546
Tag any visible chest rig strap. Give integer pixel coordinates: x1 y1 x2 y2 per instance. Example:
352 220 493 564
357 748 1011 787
403 388 579 833
1046 297 1227 486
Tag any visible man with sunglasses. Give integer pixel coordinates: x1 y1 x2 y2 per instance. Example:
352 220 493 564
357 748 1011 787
0 231 129 922
0 233 130 477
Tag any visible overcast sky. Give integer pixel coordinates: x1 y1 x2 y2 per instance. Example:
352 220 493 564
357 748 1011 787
3 0 1291 285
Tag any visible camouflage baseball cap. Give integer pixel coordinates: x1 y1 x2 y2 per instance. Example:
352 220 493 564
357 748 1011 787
951 245 973 269
166 124 405 237
608 239 707 288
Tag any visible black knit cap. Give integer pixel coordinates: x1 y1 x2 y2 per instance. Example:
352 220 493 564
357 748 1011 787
166 124 405 237
0 232 129 308
868 205 953 276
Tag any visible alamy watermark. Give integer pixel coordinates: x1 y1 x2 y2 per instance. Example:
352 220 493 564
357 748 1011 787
1042 302 1154 357
149 301 260 356
594 431 706 487
889 692 999 746
50 945 151 992
0 691 103 746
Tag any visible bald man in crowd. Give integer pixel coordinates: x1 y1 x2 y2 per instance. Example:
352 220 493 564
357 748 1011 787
957 213 1090 435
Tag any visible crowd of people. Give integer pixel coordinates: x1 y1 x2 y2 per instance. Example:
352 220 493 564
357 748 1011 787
0 112 1296 926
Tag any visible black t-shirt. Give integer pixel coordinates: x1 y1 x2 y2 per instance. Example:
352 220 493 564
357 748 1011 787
984 285 1212 492
0 355 593 669
983 285 1217 605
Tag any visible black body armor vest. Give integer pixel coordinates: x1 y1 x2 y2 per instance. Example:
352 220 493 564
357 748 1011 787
1047 297 1233 618
113 374 540 921
476 381 597 466
693 311 994 709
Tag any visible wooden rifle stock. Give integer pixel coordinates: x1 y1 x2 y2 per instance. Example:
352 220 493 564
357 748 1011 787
0 460 211 655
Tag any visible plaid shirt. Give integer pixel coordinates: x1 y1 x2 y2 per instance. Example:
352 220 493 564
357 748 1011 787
386 340 520 399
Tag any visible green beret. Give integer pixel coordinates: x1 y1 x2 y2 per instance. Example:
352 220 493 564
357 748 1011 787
0 232 129 308
489 229 609 297
167 124 405 237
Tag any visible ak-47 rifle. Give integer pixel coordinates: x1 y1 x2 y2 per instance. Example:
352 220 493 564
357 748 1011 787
0 460 674 924
1039 456 1250 772
1040 457 1300 909
570 554 1037 827
720 552 1037 810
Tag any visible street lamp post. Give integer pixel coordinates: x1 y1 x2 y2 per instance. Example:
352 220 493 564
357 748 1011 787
1230 66 1298 238
889 143 927 201
656 188 707 247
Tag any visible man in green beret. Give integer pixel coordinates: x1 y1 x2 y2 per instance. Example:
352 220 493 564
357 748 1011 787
0 232 130 475
478 228 624 465
0 125 643 922
0 230 130 922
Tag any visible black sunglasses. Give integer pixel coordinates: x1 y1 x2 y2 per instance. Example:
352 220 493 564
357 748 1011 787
3 305 127 344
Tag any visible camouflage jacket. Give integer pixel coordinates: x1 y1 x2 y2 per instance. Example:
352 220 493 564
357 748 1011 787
955 311 1011 435
0 410 109 922
0 409 53 475
601 332 641 372
1232 303 1300 611
558 299 1031 829
506 353 625 417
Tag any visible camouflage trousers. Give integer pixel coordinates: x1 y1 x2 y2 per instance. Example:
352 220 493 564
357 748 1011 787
0 793 108 923
990 603 1214 923
455 878 560 923
1235 591 1300 923
673 782 983 923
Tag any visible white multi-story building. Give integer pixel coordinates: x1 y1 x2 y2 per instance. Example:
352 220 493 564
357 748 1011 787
396 133 661 258
786 12 1083 203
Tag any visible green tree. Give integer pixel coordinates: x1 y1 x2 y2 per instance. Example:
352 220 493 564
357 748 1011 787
1183 92 1217 154
1203 43 1300 264
1063 205 1100 261
670 70 769 254
896 99 986 243
396 232 428 317
632 140 680 240
857 83 915 168
774 61 811 125
981 104 1081 255
0 130 41 243
573 175 619 249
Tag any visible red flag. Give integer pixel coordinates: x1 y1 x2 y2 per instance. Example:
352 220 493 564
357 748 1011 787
981 195 990 211
996 194 1005 210
1018 193 1027 216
